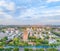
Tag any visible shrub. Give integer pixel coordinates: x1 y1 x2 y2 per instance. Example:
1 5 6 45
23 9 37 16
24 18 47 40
0 48 4 51
24 48 29 51
5 48 12 51
36 48 44 51
13 48 19 51
47 48 58 51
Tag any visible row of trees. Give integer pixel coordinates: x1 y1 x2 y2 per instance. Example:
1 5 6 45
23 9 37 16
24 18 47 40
51 31 60 37
0 36 59 47
24 48 58 51
0 48 19 51
0 48 58 51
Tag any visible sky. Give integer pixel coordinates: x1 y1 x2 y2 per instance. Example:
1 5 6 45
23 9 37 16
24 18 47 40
0 0 60 25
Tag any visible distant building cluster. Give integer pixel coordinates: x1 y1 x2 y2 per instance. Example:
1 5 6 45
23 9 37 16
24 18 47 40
0 26 58 45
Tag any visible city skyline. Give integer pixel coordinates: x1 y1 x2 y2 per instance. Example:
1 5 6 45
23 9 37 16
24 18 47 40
0 0 60 25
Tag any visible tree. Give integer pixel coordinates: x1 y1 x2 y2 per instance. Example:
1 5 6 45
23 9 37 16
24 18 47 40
5 48 12 51
2 30 5 33
9 41 14 46
36 48 44 51
47 48 58 51
13 38 19 46
0 42 3 46
13 48 19 51
36 49 39 51
29 48 33 51
0 48 4 51
24 48 29 51
39 48 44 51
4 37 8 41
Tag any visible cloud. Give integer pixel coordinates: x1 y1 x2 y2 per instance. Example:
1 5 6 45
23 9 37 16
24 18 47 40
0 8 14 25
47 20 60 22
40 10 60 17
0 0 60 25
19 0 32 3
0 0 16 25
0 9 13 19
18 7 60 19
0 0 15 11
18 8 38 19
47 0 60 3
0 5 60 25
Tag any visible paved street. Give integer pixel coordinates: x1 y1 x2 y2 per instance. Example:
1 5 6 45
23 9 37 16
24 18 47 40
19 48 24 51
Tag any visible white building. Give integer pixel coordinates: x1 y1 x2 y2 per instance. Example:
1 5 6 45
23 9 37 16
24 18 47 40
49 38 57 44
0 32 7 40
